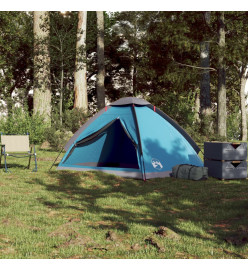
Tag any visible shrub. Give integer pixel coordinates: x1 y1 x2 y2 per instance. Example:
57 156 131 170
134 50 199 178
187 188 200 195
227 107 241 141
46 129 73 150
0 107 48 144
45 108 88 150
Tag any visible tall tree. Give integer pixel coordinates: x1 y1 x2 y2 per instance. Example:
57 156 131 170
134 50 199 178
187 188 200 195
113 12 146 97
33 11 51 122
74 11 88 112
96 11 105 110
142 12 203 126
217 11 227 138
50 11 78 122
225 12 248 141
0 12 33 114
240 65 248 140
200 12 212 118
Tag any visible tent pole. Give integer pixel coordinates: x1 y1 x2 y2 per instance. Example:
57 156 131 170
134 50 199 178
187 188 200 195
49 147 64 171
132 104 147 181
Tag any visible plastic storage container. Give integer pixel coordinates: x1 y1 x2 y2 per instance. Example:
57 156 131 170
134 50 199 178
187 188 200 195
204 142 247 161
204 160 247 179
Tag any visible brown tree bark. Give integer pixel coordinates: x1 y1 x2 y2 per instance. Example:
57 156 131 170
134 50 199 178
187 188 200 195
217 12 227 138
33 11 51 123
74 11 88 112
96 11 105 110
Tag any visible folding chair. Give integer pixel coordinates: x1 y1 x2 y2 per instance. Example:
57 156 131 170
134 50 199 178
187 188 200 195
0 134 37 172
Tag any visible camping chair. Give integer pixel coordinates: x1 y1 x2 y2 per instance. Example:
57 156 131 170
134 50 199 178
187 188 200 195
0 134 37 172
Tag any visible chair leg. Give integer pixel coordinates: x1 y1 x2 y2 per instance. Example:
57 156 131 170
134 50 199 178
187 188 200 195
4 154 9 173
33 146 37 172
2 145 9 172
0 145 4 169
28 146 32 169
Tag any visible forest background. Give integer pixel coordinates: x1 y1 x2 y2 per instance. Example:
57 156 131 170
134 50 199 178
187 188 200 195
1 3 248 149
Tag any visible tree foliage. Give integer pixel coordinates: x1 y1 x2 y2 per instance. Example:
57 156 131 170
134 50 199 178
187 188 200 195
0 11 33 113
1 11 248 142
50 11 78 111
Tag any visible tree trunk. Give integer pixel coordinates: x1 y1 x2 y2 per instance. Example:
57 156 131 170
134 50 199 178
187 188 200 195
96 11 105 110
200 12 213 135
132 17 138 96
240 69 247 141
60 65 64 125
200 38 211 114
74 11 88 112
217 12 227 138
194 91 200 123
33 11 51 123
132 65 137 96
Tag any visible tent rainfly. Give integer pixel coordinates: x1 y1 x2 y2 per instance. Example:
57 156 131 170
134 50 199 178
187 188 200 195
57 97 203 180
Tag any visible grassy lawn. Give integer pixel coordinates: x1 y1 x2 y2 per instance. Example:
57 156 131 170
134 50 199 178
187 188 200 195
0 148 248 259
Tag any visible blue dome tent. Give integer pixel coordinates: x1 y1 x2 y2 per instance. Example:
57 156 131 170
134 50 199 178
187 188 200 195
57 97 203 180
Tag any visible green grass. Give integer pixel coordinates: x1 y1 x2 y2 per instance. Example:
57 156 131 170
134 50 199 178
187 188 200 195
0 148 248 259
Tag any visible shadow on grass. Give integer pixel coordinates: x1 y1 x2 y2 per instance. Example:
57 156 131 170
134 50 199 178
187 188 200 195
28 169 248 247
27 138 248 247
0 162 31 170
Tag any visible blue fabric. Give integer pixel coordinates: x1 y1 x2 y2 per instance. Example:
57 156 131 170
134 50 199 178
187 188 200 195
135 106 203 173
58 104 203 177
61 118 140 170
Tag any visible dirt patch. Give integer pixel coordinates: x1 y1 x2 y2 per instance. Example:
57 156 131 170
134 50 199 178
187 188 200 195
1 218 26 228
223 248 247 258
48 219 81 239
106 231 118 241
1 247 15 255
38 157 55 161
213 216 247 233
47 210 59 217
175 251 199 259
224 234 248 246
57 235 93 248
219 225 248 246
213 223 231 229
49 219 98 250
167 210 180 214
154 226 181 241
131 243 141 251
87 246 108 252
145 236 165 252
0 234 12 243
221 197 247 202
89 220 128 232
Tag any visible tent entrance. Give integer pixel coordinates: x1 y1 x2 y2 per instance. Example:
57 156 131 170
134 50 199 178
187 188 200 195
74 119 139 169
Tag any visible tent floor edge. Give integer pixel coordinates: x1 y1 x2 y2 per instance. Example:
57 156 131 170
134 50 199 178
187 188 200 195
57 166 172 180
56 166 144 179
